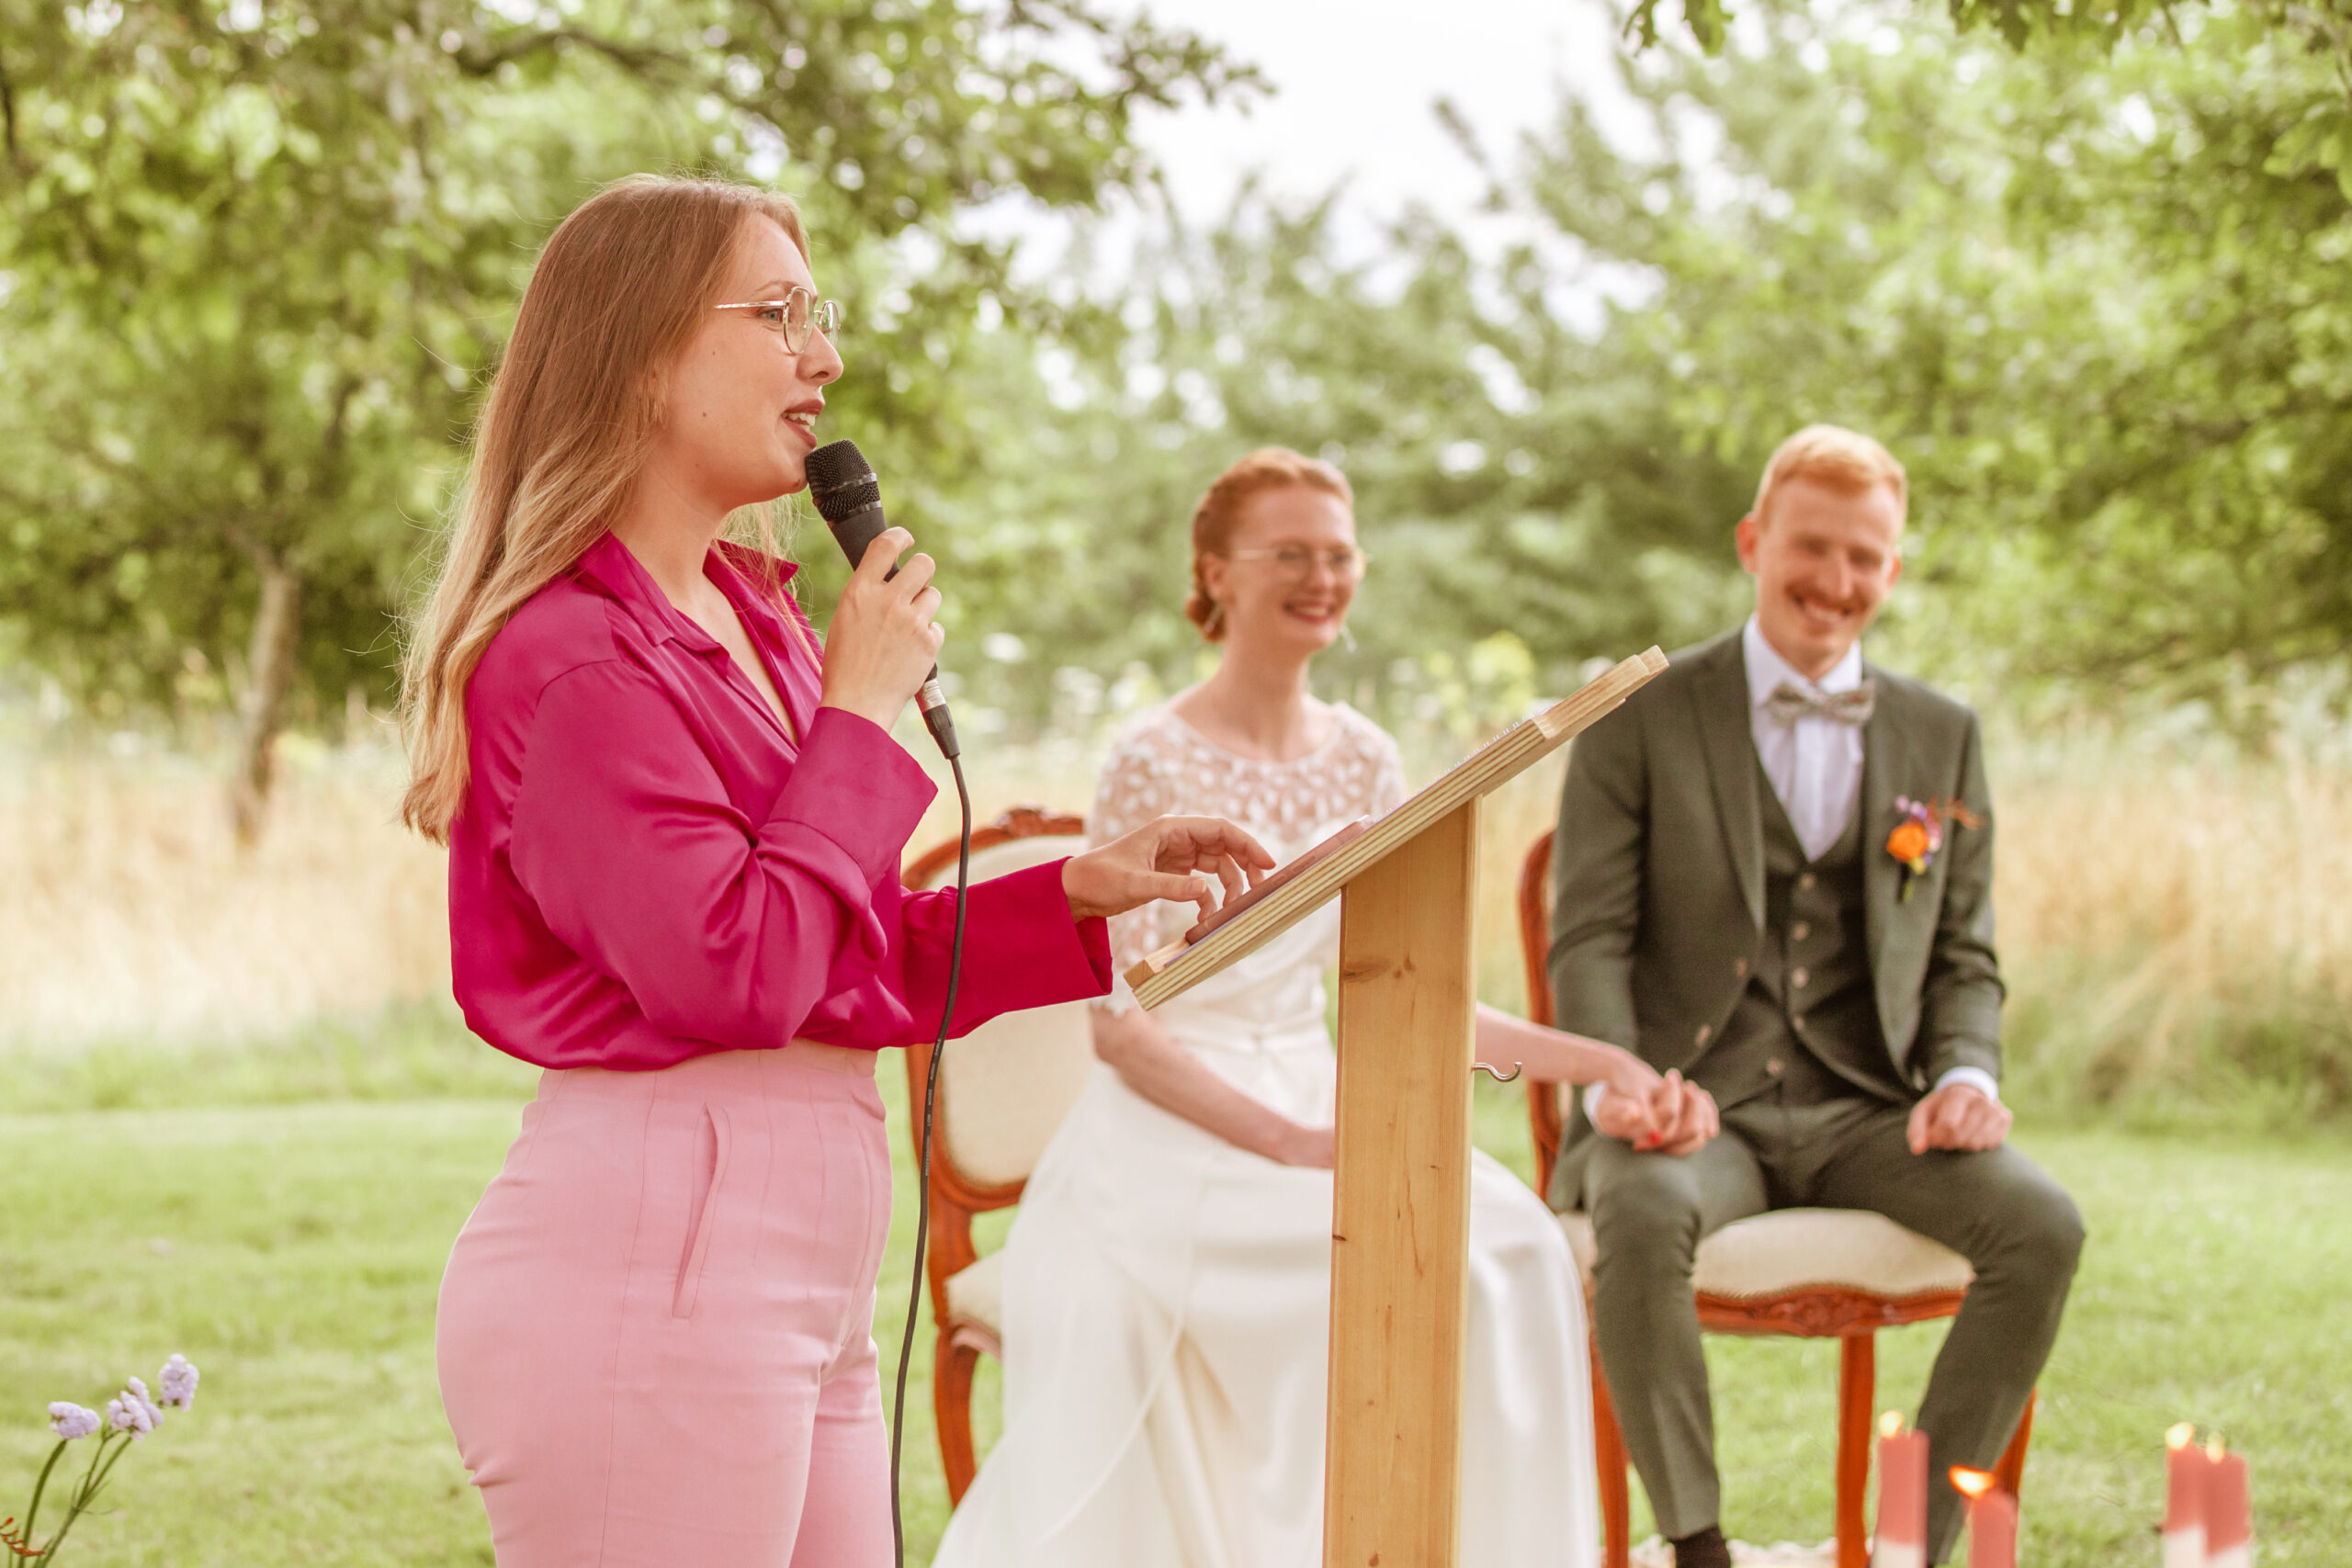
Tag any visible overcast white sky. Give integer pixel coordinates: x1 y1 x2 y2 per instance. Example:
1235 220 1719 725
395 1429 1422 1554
958 0 1635 276
1122 0 1622 228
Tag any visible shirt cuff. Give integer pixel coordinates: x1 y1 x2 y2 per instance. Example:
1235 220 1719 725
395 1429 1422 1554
1934 1066 2002 1103
769 706 935 889
959 858 1114 1004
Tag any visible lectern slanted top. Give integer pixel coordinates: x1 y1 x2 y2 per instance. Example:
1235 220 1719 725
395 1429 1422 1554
1126 647 1668 1007
1125 648 1668 1568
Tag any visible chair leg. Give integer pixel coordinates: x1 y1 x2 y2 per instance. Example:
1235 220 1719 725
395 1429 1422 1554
1836 1333 1876 1568
933 1327 981 1506
1993 1388 2037 1496
1590 1322 1632 1568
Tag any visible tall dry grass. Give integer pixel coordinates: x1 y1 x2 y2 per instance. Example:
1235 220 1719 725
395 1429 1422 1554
0 743 447 1048
4 722 2346 1125
1993 738 2352 1122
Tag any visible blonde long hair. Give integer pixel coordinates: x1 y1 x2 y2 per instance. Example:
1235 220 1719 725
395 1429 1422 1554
400 175 808 843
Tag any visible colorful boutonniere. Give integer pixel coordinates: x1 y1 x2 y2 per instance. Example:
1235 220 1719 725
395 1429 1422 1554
1887 795 1984 899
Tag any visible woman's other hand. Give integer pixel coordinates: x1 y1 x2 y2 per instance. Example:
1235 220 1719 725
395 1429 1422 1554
1062 816 1274 923
818 525 944 730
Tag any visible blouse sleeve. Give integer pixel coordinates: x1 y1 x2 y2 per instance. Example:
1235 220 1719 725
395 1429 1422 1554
506 660 938 1053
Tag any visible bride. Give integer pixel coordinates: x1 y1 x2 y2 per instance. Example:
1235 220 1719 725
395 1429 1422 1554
932 447 1707 1568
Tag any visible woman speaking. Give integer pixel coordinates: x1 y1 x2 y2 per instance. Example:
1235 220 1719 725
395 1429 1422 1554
400 175 1270 1568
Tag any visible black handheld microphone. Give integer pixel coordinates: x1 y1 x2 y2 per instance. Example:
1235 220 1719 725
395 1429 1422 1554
805 438 960 760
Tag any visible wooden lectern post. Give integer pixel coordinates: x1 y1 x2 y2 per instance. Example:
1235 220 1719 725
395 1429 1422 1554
1327 797 1480 1564
1125 649 1668 1568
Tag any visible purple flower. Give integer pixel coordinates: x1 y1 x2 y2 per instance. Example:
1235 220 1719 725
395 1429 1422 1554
105 1383 157 1440
157 1355 198 1411
47 1403 101 1441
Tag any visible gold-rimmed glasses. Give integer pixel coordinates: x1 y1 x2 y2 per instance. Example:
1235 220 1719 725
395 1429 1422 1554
712 288 842 354
1224 544 1371 582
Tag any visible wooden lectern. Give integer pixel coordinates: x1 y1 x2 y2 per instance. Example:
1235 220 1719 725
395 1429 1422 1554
1125 648 1668 1568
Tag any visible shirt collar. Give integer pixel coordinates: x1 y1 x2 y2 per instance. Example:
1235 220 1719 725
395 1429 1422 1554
571 532 800 649
1742 614 1864 710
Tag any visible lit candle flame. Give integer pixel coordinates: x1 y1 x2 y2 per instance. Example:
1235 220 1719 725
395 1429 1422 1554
2166 1422 2197 1450
1950 1466 1997 1501
2205 1435 2226 1461
1881 1411 1904 1439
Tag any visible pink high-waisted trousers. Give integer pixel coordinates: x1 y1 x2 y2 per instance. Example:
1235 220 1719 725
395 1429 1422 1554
437 1043 896 1567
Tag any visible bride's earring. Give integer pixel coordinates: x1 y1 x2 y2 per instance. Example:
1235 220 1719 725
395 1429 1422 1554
1204 602 1226 638
1339 619 1358 652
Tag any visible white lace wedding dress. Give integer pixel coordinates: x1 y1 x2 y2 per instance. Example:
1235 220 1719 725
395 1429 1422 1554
930 702 1600 1568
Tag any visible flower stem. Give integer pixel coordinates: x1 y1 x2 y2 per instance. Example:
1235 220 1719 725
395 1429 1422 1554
34 1436 119 1563
18 1441 66 1544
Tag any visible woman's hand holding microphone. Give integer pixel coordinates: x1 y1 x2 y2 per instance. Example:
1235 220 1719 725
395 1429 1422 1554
821 527 1274 927
817 525 944 733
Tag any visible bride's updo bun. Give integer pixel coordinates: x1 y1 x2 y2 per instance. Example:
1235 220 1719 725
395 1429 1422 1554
1185 447 1354 642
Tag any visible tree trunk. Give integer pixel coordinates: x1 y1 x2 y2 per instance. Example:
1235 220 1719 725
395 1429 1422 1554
229 553 300 846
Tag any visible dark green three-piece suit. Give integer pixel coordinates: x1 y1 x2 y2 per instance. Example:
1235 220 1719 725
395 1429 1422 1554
1547 629 2083 1562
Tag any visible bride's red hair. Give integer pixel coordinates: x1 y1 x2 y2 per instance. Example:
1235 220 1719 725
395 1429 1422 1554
1184 448 1353 642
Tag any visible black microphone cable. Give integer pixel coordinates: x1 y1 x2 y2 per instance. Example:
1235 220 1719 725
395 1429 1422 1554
889 755 967 1568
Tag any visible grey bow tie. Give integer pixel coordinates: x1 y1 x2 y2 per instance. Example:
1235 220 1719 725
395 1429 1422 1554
1766 680 1876 727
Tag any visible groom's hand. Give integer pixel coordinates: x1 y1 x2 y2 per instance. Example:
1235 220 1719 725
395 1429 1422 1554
1906 1082 2011 1154
1644 1073 1720 1156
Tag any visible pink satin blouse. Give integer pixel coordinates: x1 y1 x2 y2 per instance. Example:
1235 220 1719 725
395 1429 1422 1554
447 531 1111 1071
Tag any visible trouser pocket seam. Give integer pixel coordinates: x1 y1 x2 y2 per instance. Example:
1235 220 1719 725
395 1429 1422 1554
672 1104 730 1319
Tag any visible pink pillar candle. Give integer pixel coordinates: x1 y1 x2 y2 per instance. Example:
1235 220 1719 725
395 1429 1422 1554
2162 1424 2206 1568
1951 1469 2018 1568
2206 1448 2252 1568
1871 1414 1928 1568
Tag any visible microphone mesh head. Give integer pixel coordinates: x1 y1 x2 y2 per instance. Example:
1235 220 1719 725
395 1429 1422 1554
806 439 878 523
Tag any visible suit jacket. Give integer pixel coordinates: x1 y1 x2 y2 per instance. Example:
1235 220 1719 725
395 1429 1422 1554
1547 628 2004 1145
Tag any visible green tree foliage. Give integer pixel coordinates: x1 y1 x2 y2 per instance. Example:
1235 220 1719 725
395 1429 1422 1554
911 192 1757 739
0 0 1246 834
919 0 2347 739
1501 5 2351 700
1630 0 2351 128
5 0 2344 777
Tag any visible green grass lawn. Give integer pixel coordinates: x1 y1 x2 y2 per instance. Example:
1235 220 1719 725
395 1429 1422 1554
1 1059 2346 1565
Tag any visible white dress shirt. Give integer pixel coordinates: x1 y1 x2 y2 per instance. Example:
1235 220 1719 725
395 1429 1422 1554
1583 620 1997 1119
1742 615 1867 863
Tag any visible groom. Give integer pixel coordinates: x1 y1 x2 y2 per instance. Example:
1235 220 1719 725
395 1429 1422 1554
1546 426 2083 1567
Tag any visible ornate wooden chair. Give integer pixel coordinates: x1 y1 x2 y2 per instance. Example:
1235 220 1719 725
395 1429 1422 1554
901 806 1094 1503
1517 829 2033 1568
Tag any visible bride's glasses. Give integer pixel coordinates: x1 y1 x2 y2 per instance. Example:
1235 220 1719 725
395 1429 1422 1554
1224 544 1370 583
712 288 843 354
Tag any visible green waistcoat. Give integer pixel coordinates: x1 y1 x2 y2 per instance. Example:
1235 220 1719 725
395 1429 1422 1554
1689 750 1912 1111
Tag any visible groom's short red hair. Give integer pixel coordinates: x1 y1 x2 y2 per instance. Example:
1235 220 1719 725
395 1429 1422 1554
1753 425 1907 526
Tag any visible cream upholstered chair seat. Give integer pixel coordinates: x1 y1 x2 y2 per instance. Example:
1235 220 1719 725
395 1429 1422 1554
930 908 1096 1193
927 829 1096 1359
903 807 1097 1499
1557 1208 1973 1302
944 1248 1007 1345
